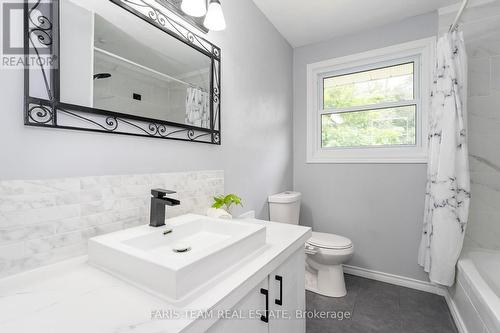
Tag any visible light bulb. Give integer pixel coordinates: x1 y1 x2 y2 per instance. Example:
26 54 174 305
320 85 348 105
181 0 207 17
204 0 226 31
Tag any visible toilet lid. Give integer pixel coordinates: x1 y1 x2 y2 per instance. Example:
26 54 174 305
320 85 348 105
268 191 301 204
307 232 352 250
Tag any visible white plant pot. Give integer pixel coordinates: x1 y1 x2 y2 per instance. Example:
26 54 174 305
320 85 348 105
206 208 232 219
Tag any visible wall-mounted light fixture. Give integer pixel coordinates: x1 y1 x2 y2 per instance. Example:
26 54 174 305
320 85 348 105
204 0 226 31
181 0 226 31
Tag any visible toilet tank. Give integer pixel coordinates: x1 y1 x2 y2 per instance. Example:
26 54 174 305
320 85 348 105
268 191 301 225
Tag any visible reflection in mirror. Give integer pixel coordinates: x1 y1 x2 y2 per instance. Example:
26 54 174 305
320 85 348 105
60 0 212 129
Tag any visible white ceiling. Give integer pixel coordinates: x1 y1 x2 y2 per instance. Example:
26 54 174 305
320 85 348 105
252 0 460 47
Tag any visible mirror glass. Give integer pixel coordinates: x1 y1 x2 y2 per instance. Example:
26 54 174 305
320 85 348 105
60 0 212 129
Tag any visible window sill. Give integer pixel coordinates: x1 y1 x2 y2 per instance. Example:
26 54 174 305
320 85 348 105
307 148 428 164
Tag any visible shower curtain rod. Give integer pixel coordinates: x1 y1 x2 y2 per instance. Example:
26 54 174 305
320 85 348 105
449 0 470 32
94 47 207 92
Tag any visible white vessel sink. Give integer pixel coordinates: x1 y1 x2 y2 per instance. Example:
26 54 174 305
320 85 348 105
88 214 266 301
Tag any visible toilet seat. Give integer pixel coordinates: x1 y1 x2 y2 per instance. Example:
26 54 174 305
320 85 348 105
307 231 352 250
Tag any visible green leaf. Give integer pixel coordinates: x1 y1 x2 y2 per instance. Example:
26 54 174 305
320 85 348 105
212 202 223 209
224 194 243 208
211 196 225 209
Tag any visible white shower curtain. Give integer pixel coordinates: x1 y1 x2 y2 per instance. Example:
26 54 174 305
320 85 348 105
185 87 210 129
418 31 471 287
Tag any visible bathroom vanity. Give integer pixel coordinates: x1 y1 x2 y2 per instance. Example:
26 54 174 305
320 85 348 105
0 215 311 333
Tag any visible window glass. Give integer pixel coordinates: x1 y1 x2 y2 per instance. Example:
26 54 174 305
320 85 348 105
323 62 414 109
321 105 416 148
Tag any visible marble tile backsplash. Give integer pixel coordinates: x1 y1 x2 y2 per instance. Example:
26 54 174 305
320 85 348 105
0 170 224 277
440 3 500 251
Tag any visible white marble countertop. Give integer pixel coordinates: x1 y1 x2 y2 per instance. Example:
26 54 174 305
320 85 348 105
0 219 311 333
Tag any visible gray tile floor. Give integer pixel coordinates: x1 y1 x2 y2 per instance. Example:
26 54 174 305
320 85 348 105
306 274 458 333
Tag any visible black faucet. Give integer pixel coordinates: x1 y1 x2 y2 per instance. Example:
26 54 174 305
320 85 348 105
150 189 181 228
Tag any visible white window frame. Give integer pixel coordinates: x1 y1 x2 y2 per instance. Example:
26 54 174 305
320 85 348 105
306 37 436 164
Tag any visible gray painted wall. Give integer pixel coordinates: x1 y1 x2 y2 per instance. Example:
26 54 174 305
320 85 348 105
293 12 438 281
0 0 293 220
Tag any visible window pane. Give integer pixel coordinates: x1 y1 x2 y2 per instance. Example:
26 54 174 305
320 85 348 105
321 106 416 148
323 63 414 109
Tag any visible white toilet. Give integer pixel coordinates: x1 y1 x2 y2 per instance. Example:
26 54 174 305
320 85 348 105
268 191 354 297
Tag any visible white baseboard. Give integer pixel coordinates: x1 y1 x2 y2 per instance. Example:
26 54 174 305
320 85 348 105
343 264 466 332
443 290 469 333
343 264 446 295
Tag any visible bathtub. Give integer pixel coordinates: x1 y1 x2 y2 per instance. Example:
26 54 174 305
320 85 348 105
449 249 500 333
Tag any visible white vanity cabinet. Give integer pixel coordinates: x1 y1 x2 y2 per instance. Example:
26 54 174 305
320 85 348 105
207 278 270 333
268 248 306 333
0 215 311 333
208 248 306 333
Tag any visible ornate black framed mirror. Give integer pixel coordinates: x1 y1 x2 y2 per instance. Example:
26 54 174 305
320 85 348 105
24 0 221 144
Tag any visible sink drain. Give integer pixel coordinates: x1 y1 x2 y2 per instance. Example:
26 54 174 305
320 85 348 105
172 243 191 253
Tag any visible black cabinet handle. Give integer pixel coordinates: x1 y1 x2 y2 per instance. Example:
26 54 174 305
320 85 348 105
260 288 269 323
275 275 283 306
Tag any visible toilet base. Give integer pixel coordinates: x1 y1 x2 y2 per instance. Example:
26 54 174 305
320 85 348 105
305 263 347 298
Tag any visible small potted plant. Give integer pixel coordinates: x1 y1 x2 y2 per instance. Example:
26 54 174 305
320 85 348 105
207 194 243 219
